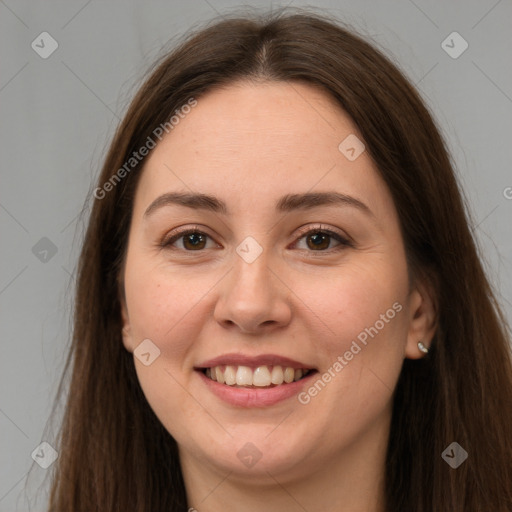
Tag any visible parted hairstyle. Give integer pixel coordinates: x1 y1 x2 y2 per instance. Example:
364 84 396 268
46 7 512 511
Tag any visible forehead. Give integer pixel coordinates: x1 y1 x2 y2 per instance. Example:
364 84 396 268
160 80 356 159
134 81 394 220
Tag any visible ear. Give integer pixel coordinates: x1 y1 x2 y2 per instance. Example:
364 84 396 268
120 296 134 354
404 278 437 359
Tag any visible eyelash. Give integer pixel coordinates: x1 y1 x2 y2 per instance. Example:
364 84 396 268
160 224 353 254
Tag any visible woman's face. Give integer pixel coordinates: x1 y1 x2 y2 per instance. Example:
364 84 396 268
121 81 434 485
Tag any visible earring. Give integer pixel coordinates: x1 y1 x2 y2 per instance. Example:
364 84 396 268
418 341 429 354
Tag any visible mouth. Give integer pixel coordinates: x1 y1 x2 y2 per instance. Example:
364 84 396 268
196 365 317 388
194 354 318 406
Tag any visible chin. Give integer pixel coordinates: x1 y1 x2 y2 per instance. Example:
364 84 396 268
192 429 319 480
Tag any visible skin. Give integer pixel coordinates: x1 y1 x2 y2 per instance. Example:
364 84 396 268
120 81 436 512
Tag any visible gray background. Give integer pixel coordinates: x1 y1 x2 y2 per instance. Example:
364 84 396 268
1 0 511 510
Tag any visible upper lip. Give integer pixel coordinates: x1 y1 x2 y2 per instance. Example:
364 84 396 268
195 353 316 370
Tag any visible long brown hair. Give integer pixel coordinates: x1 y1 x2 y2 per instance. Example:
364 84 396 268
46 7 512 511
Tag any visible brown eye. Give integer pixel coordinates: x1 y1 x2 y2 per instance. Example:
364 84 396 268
161 225 352 254
181 232 207 250
305 232 332 250
162 229 214 251
294 228 352 252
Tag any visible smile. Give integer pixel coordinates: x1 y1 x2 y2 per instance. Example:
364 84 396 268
195 353 318 406
203 365 313 387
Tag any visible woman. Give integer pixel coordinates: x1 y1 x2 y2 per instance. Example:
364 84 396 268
47 8 512 511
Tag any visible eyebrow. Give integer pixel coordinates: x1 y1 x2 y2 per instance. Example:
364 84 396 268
143 191 374 218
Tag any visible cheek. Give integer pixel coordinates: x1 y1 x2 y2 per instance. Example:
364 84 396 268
297 260 408 356
290 259 408 423
124 262 217 433
123 258 209 361
289 268 406 421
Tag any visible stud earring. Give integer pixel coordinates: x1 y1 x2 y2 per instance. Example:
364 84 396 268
418 341 429 354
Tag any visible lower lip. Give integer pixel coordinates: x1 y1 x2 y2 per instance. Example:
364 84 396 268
196 370 317 407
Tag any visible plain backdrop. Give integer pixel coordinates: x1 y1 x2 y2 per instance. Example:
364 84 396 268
1 1 511 510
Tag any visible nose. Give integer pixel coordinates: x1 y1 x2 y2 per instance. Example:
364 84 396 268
213 249 292 335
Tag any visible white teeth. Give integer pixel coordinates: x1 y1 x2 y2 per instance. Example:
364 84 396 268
224 365 236 385
204 364 311 387
253 366 272 387
271 365 284 385
215 366 224 384
283 367 295 383
236 366 253 386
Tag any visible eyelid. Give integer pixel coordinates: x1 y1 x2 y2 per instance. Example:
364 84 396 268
292 223 352 246
160 224 216 247
160 223 353 251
